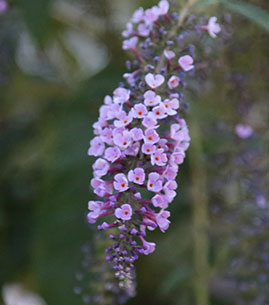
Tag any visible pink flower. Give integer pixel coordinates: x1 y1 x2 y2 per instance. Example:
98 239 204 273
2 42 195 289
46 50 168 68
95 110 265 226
142 115 159 129
178 55 194 71
144 129 160 144
93 158 110 178
142 143 156 155
144 90 161 106
91 178 112 197
138 23 151 37
125 141 140 156
163 166 178 180
0 0 7 13
164 50 176 60
151 103 167 119
163 180 177 202
122 22 133 38
100 128 114 145
132 7 144 23
123 72 136 86
151 149 167 166
87 201 104 224
256 194 267 209
163 98 180 115
128 168 145 185
104 95 113 105
152 194 168 209
206 17 221 38
113 130 132 149
144 8 159 25
145 73 165 89
123 37 138 50
114 111 133 127
141 238 156 255
235 124 253 139
156 139 168 150
113 87 130 104
115 204 133 221
147 172 163 192
113 173 129 192
158 0 169 15
170 123 190 142
88 137 105 157
130 128 144 141
104 147 121 163
132 103 148 118
93 119 106 135
100 103 121 120
168 76 180 89
156 210 170 232
170 150 185 166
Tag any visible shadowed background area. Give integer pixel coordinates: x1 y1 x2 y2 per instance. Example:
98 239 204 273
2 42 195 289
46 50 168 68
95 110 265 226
0 0 269 305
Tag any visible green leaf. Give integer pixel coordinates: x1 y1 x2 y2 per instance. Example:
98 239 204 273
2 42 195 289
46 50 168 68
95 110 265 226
195 0 219 6
195 0 269 32
15 0 52 45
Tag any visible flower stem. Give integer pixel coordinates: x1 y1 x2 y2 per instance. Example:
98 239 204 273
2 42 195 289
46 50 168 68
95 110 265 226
156 0 199 73
189 114 210 305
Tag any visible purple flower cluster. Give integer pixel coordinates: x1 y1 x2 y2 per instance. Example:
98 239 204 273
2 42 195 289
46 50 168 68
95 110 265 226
87 0 220 289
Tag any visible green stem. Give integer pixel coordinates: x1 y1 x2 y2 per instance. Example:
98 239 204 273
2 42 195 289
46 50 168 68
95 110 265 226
189 115 210 305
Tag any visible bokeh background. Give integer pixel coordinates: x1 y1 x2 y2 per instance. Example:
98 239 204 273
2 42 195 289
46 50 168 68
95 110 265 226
0 0 268 305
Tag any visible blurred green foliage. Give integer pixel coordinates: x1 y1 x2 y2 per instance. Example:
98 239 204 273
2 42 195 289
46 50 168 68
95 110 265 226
0 0 268 305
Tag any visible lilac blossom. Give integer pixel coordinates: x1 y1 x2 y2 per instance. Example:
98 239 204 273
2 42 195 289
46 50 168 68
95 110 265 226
168 75 180 89
145 73 165 89
92 158 109 178
132 104 148 118
128 168 145 185
123 37 138 50
113 88 130 104
140 238 156 255
144 90 161 107
197 16 221 38
144 129 160 144
163 98 180 115
178 55 194 71
235 124 253 139
0 0 7 13
104 146 121 163
147 172 163 192
142 143 156 155
113 173 129 192
151 149 168 166
115 204 133 221
87 0 220 292
164 50 176 60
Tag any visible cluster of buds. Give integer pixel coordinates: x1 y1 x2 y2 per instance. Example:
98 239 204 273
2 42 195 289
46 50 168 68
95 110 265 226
87 0 220 289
